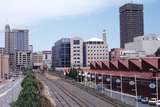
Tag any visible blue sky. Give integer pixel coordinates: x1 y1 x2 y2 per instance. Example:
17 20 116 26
0 0 159 51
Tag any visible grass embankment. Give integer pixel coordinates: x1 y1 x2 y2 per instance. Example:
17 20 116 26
12 72 54 107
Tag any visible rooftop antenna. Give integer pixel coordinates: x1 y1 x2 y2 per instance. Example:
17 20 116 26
102 29 107 44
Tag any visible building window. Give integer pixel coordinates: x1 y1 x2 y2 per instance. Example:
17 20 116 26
45 54 48 59
73 40 80 44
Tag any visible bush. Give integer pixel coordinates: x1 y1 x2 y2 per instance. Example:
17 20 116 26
12 72 53 107
67 68 78 79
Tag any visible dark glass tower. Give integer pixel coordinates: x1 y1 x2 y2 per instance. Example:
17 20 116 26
52 38 71 67
120 3 144 48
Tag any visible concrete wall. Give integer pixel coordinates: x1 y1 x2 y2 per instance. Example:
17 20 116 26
0 55 1 78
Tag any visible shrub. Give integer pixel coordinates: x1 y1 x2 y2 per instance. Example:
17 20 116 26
12 72 53 107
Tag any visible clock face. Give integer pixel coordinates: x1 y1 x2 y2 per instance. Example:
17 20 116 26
98 76 102 79
149 83 156 89
116 79 121 83
129 81 135 86
92 75 95 78
106 78 110 82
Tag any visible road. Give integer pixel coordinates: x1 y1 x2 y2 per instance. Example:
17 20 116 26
39 73 117 107
0 77 23 107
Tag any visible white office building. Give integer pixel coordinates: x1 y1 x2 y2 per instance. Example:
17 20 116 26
125 34 160 55
70 37 83 67
83 37 109 67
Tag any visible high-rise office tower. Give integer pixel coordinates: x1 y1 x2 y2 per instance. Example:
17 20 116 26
5 25 29 53
5 25 29 71
5 25 11 54
120 3 144 48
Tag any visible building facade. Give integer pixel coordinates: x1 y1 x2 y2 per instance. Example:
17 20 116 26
32 52 43 69
83 38 109 67
5 25 29 72
0 48 5 54
0 54 9 79
5 25 29 54
29 45 33 52
70 37 83 67
110 48 146 60
120 3 144 48
52 38 71 68
42 50 52 69
125 34 160 55
15 51 32 71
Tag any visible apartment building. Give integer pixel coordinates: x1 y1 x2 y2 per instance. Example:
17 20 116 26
15 51 32 71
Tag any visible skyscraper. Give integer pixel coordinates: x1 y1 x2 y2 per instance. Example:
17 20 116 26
5 25 29 53
5 25 29 71
120 3 144 48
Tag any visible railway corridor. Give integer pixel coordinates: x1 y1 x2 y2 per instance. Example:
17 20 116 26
39 74 116 107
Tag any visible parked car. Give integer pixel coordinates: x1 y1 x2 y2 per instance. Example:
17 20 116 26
148 98 157 105
141 97 149 104
156 100 160 107
136 96 142 102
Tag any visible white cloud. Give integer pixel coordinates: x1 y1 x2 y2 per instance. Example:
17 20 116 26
0 0 157 28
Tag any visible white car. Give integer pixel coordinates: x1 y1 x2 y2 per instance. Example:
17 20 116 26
148 98 157 105
141 97 149 104
156 100 160 107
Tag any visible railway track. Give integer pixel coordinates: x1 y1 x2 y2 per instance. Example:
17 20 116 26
44 78 72 107
39 74 119 107
41 76 86 107
54 81 92 107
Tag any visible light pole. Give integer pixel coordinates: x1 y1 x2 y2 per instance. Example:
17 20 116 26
156 76 159 107
102 72 104 94
134 74 138 107
78 71 82 83
120 74 123 102
95 71 97 89
110 74 112 98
